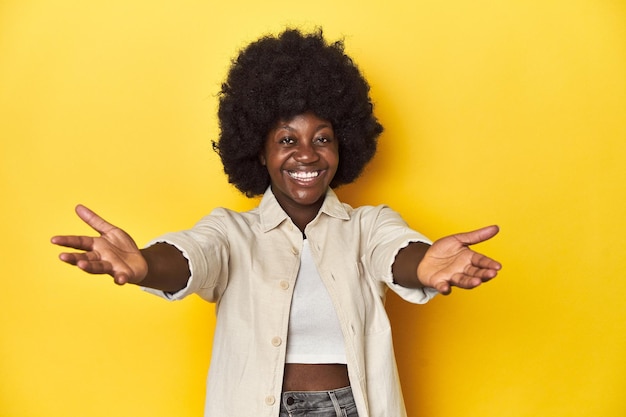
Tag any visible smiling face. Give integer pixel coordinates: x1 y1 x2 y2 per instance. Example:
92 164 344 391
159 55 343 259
260 112 339 225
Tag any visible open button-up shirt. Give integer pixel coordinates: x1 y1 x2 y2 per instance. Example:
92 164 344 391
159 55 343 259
145 188 437 416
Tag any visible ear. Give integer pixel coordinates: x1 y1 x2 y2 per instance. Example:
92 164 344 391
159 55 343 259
259 152 266 166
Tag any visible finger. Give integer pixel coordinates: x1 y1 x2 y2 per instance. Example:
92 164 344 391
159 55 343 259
471 253 502 273
463 265 499 281
75 204 117 235
112 273 130 285
455 225 500 246
79 261 131 285
76 259 114 275
51 235 96 251
449 274 484 289
59 255 130 284
461 257 501 281
58 250 101 265
58 252 81 265
434 281 451 295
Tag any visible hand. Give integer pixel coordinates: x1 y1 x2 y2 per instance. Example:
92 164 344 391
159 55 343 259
417 225 502 295
51 205 148 285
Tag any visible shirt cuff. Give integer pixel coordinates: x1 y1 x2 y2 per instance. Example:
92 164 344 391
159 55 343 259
140 236 195 301
385 237 438 304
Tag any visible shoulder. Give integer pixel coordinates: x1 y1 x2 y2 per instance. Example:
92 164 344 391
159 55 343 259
323 189 401 223
191 205 261 233
347 203 407 225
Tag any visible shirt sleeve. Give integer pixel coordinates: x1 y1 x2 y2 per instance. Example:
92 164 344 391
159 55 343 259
363 205 439 304
141 209 231 303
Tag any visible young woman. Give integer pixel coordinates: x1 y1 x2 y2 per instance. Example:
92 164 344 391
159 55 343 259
52 29 501 417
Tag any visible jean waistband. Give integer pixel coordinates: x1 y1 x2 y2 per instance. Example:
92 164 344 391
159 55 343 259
281 386 354 410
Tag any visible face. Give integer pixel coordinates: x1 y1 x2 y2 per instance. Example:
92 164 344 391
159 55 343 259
260 112 339 215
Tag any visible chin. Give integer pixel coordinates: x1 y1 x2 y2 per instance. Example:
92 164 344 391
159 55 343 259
292 190 326 205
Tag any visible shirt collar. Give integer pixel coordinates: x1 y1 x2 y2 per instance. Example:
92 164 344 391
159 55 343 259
259 187 350 233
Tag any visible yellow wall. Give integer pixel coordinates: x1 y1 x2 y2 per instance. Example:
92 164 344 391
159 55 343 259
1 0 624 416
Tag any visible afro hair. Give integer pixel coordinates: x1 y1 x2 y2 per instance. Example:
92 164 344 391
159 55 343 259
213 28 383 197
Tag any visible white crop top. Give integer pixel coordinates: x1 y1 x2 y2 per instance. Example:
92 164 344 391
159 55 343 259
285 239 347 364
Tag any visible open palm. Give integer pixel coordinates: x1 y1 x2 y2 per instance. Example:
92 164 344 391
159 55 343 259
417 225 502 294
51 205 147 285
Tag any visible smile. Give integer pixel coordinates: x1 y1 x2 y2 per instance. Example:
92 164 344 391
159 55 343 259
287 170 321 181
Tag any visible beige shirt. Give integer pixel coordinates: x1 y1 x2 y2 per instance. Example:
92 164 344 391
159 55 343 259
145 188 438 417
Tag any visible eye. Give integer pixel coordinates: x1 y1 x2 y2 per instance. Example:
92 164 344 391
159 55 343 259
314 136 332 144
279 136 295 145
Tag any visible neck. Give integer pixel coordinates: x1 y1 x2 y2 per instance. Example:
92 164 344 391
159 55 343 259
287 202 322 233
274 194 325 233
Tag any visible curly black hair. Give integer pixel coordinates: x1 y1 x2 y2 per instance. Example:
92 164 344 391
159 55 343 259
213 28 383 197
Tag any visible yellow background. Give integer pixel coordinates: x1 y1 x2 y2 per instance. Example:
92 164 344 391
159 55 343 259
1 0 625 416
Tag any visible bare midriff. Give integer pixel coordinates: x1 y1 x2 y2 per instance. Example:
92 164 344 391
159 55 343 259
282 363 350 391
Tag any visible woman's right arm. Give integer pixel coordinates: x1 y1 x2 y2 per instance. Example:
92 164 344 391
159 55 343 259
51 204 190 293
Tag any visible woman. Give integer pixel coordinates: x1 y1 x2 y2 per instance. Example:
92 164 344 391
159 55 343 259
52 29 501 417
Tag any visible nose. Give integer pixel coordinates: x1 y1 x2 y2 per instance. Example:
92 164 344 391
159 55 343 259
293 141 319 163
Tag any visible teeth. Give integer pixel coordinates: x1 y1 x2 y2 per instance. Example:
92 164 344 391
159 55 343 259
288 171 319 180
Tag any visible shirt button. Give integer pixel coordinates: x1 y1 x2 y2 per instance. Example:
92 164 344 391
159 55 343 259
265 395 275 405
279 280 289 290
271 336 282 347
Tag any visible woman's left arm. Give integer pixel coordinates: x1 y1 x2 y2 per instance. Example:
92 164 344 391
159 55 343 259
392 225 502 294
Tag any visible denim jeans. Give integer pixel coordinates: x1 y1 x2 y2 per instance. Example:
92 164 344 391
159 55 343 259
279 386 359 417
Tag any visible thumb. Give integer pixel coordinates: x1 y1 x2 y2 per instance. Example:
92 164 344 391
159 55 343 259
455 225 500 246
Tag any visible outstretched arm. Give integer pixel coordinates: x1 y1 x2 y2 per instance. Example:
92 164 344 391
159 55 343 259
51 205 190 293
392 225 502 295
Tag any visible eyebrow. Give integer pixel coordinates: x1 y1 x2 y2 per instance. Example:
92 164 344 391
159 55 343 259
277 123 332 132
